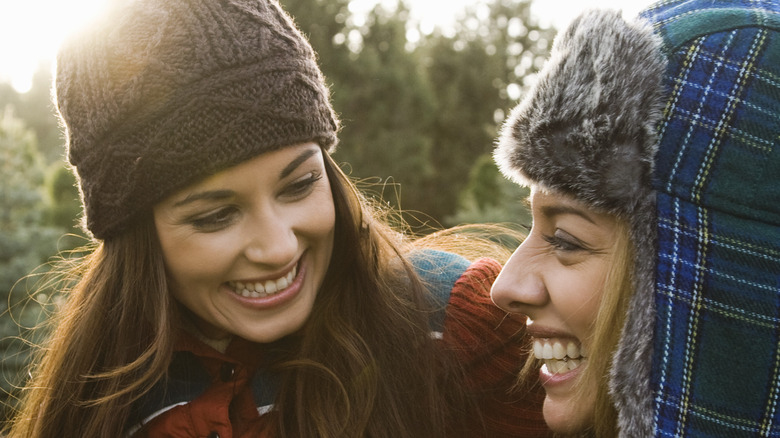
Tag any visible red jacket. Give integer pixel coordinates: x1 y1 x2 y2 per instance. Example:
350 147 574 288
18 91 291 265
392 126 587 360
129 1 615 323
127 255 550 437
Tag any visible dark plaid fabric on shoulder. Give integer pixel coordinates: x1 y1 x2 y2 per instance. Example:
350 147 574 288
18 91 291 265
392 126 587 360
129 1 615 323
640 1 780 436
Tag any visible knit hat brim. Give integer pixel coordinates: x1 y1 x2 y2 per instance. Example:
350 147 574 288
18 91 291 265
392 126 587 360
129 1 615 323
57 0 339 240
72 62 337 239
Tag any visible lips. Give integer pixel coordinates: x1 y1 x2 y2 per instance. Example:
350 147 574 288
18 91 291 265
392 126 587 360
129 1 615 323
227 264 298 298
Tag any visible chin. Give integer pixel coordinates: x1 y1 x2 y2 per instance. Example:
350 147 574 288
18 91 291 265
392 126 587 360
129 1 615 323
543 396 594 436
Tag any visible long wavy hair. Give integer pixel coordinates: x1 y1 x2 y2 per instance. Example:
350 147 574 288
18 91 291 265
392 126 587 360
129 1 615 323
4 148 494 437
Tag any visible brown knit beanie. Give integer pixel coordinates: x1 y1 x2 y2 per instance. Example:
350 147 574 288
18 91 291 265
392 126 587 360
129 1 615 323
55 0 339 240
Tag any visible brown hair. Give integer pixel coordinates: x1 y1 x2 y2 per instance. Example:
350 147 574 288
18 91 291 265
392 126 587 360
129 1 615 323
5 149 491 437
5 213 175 437
271 152 476 437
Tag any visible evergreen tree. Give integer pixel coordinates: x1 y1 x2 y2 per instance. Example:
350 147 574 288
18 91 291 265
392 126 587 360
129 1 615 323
0 0 556 234
288 0 552 226
445 153 531 226
336 4 438 219
2 64 62 164
0 110 62 421
285 0 434 227
43 163 88 252
423 0 553 225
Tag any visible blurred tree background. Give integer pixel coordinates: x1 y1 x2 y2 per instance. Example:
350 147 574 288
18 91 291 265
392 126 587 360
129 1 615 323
0 0 555 423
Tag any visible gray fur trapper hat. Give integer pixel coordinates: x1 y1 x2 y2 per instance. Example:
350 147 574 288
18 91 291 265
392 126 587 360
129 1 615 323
494 9 665 217
56 0 339 240
494 9 666 436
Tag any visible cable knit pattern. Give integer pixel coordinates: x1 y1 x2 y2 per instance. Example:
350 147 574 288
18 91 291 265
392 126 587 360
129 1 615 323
56 0 339 239
444 258 550 437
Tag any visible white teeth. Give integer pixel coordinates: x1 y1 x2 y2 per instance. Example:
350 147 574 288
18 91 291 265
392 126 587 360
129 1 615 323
533 340 543 359
533 339 585 360
547 360 566 374
567 342 579 358
229 265 298 298
543 358 582 375
552 341 566 359
542 342 553 359
533 339 586 375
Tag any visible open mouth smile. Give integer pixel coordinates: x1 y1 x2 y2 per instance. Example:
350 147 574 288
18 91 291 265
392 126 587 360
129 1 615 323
533 338 587 374
227 264 298 298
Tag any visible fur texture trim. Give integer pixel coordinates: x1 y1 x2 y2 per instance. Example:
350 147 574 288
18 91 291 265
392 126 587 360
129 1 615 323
494 10 667 437
494 9 665 218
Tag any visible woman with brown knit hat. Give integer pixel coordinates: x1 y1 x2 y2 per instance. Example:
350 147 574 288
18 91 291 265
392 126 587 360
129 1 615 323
491 1 780 436
4 0 550 437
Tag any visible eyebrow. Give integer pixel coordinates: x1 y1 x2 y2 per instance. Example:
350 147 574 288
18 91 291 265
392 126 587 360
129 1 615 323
280 148 319 179
173 148 320 208
538 204 597 225
173 190 234 207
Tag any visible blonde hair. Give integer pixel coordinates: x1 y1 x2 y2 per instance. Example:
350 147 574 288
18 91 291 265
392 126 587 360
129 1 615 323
577 218 635 437
515 216 634 437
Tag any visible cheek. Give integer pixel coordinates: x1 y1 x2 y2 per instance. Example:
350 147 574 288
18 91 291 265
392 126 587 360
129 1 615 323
158 231 238 288
580 262 609 313
303 185 337 238
550 265 607 334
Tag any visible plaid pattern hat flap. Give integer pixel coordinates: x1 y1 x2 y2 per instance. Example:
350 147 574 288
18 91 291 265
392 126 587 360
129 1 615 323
638 1 780 436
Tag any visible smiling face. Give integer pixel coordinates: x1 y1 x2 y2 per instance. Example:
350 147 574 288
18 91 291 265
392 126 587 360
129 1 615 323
153 142 335 344
491 187 620 434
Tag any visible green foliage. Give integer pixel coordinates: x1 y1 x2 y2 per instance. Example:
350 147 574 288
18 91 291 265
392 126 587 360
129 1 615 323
2 0 554 233
422 0 552 225
445 153 531 227
43 163 88 251
335 5 438 216
0 111 64 421
0 65 62 164
284 0 552 228
0 110 61 289
0 0 558 421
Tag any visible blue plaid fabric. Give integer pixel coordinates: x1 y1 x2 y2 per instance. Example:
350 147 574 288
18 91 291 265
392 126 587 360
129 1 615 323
640 1 780 436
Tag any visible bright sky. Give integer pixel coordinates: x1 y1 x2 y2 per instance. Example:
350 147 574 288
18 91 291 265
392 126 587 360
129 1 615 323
0 0 653 93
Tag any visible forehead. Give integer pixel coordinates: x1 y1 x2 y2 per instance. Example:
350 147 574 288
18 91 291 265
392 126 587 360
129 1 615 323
156 142 323 208
529 187 618 228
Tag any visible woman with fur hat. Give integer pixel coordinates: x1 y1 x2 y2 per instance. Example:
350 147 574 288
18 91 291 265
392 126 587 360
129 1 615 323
491 0 780 436
3 0 551 437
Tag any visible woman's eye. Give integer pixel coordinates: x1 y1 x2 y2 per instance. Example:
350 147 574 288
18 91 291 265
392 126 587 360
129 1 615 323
542 231 585 252
282 172 323 199
188 207 238 232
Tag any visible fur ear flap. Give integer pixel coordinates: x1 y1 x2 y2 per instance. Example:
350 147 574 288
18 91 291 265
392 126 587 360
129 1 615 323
494 9 666 217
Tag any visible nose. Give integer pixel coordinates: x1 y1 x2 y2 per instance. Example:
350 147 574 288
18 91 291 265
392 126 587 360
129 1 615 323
491 239 548 314
242 210 298 267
